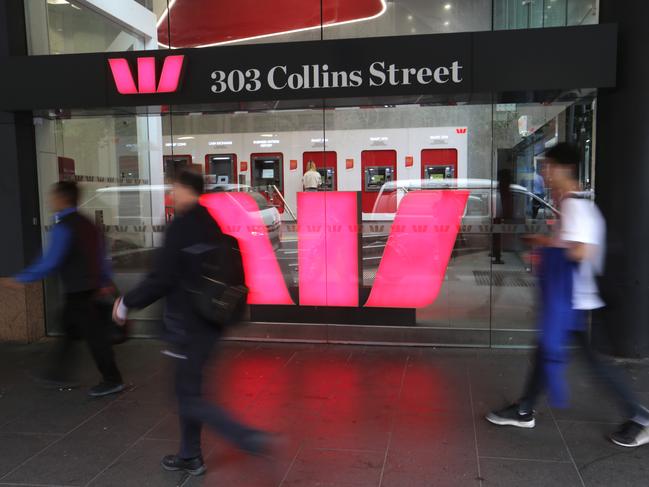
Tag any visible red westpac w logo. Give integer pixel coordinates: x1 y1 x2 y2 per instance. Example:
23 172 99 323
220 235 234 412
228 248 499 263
456 128 467 134
201 191 469 309
108 55 185 95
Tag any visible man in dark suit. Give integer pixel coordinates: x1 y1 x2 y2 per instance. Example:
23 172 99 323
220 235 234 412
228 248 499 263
113 170 270 476
4 181 123 397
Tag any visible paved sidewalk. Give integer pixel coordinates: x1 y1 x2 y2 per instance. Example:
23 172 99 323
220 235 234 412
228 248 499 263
1 339 649 486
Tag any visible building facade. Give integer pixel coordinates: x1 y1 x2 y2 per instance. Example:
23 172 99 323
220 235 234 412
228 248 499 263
0 0 644 356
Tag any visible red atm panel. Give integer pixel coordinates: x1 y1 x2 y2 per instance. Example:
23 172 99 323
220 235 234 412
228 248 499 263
303 151 337 191
205 153 238 184
421 149 458 180
361 150 397 213
251 152 285 213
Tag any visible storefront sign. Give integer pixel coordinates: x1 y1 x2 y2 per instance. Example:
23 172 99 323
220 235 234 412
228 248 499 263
0 24 617 110
201 190 468 308
209 61 464 95
108 55 185 94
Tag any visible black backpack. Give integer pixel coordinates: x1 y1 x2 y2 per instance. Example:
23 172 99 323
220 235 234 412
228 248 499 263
183 236 248 327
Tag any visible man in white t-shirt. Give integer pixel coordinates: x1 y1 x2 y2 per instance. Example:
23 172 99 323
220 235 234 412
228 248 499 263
486 143 649 448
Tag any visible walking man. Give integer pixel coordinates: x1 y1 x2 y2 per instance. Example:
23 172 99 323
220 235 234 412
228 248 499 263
113 170 271 476
4 181 123 397
486 143 649 447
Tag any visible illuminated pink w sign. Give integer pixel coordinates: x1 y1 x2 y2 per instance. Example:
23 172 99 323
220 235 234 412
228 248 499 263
201 191 468 308
108 55 185 95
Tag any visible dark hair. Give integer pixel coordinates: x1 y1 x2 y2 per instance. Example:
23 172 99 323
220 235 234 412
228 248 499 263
174 169 204 195
545 143 580 176
52 181 79 206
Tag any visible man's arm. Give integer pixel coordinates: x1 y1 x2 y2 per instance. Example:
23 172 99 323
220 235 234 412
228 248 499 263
121 223 182 310
565 242 591 262
14 224 71 283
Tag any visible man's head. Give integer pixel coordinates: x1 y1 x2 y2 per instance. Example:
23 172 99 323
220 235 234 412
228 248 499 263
172 169 204 212
50 181 79 212
544 143 580 191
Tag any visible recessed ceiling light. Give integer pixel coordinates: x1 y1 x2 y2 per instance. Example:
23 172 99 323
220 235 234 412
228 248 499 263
444 3 452 10
407 14 413 21
444 21 450 26
411 28 416 33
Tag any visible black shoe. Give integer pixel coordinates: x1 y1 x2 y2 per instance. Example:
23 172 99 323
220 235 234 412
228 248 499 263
88 382 125 397
610 420 649 448
486 403 535 428
161 455 206 476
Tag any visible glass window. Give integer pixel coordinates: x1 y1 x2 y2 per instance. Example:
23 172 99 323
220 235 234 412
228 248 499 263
25 0 147 55
33 93 595 345
494 0 598 30
34 113 163 334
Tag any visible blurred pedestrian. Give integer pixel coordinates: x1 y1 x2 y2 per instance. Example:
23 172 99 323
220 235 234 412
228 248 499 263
531 167 546 218
492 168 513 265
112 170 272 476
486 143 649 447
1 181 123 397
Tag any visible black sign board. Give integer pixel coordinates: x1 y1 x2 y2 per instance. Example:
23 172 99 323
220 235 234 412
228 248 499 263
0 24 616 110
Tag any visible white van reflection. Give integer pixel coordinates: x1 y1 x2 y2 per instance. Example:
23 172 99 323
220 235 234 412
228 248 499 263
80 183 281 271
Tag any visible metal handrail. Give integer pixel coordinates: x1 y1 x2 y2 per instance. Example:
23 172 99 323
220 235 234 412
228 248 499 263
271 185 297 221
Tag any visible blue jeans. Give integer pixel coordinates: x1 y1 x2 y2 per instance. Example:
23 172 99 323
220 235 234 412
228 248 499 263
520 330 646 421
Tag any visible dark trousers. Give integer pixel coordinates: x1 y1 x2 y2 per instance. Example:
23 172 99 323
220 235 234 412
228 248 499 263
520 330 644 420
49 291 122 384
175 329 260 459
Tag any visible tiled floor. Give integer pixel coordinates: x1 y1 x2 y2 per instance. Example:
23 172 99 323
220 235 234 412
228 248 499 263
1 339 649 486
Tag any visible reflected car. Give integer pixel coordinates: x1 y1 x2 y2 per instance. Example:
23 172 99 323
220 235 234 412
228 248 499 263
205 183 282 249
368 178 560 255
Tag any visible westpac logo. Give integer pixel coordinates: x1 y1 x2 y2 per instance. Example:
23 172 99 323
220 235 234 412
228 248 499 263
456 128 467 134
201 191 469 308
108 55 185 95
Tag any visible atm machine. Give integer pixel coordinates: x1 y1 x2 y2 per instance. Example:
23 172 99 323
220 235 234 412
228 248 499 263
361 149 397 213
251 152 284 212
205 153 237 185
163 155 193 221
163 155 192 179
303 151 337 190
421 149 458 181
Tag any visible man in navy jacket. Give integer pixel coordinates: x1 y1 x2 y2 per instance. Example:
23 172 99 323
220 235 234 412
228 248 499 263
113 170 270 476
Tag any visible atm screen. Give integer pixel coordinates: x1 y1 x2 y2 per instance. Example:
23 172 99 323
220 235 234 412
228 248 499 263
371 174 385 184
262 168 275 179
426 166 453 179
